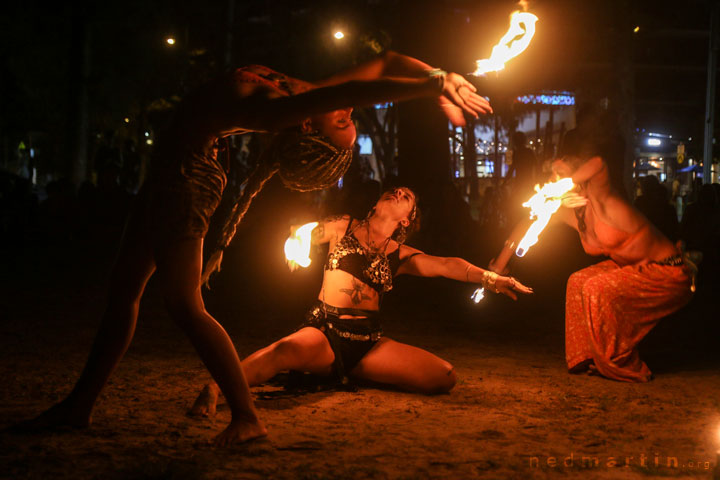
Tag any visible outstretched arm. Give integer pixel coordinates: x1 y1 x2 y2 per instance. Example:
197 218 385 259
397 246 533 300
315 51 436 86
238 52 491 130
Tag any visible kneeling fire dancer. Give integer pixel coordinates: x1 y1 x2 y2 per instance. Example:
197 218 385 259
491 109 695 383
189 187 531 415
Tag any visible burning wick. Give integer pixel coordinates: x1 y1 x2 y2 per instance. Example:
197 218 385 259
471 288 485 303
284 222 318 268
472 11 538 76
516 178 574 257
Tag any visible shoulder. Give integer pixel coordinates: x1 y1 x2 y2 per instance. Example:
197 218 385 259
234 66 313 96
398 244 424 261
321 214 352 236
322 213 351 226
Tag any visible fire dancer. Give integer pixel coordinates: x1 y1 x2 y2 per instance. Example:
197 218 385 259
17 52 492 445
189 187 531 415
490 110 694 383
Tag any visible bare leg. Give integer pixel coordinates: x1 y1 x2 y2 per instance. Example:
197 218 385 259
157 238 267 445
188 327 334 417
351 337 456 394
14 213 156 430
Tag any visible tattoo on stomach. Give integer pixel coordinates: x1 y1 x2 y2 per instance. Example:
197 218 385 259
339 277 373 305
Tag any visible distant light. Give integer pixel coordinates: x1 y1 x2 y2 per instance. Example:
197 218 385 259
516 91 575 106
146 139 153 145
166 37 176 45
334 31 345 40
124 117 130 124
647 138 662 147
144 131 150 137
689 137 693 141
633 26 640 33
357 134 373 155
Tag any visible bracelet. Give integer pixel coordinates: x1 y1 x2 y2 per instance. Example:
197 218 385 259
481 271 499 293
426 68 447 92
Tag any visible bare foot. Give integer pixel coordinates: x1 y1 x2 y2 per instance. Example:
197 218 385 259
213 417 268 446
8 400 91 433
188 383 220 417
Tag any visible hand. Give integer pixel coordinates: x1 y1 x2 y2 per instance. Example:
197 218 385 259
495 275 533 300
438 73 493 126
561 191 588 209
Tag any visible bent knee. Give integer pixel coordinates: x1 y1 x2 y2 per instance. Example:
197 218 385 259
269 337 302 362
164 296 207 325
424 363 457 394
438 364 457 393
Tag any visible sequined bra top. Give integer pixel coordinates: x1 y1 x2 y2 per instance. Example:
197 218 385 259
325 219 402 293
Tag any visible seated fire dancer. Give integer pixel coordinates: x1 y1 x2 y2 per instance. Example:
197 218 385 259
189 187 532 416
490 109 694 383
16 52 493 445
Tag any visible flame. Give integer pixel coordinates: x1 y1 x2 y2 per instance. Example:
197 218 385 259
284 222 318 268
515 178 574 257
471 287 486 303
472 11 538 76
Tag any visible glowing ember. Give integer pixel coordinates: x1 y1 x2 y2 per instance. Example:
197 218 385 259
471 287 486 303
516 178 574 257
472 11 538 76
284 222 318 268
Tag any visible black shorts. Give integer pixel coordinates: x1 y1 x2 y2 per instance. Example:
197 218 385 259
300 302 382 384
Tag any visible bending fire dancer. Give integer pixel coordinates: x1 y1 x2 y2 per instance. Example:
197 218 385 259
491 110 694 383
17 52 493 445
189 187 532 416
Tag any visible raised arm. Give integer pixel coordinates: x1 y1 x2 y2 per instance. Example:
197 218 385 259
397 246 532 300
248 77 448 130
235 52 491 130
314 51 436 86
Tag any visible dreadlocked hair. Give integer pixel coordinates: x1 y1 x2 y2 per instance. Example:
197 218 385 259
274 129 353 192
201 129 353 287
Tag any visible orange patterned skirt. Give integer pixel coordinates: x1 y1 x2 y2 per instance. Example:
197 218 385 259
565 259 693 382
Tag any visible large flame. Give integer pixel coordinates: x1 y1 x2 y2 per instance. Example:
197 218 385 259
515 178 574 257
472 11 538 76
284 222 318 268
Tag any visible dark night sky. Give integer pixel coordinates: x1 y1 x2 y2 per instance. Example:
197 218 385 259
1 0 716 151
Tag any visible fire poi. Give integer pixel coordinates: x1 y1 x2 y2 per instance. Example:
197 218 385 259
516 178 575 257
471 11 538 76
469 9 538 303
284 222 318 268
470 178 573 304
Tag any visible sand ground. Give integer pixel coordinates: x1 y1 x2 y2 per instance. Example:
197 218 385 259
1 229 719 480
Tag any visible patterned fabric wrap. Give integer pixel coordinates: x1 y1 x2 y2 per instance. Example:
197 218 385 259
273 131 353 192
143 135 227 247
565 259 693 382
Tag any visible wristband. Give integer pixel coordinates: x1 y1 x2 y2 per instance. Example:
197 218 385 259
426 68 447 92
